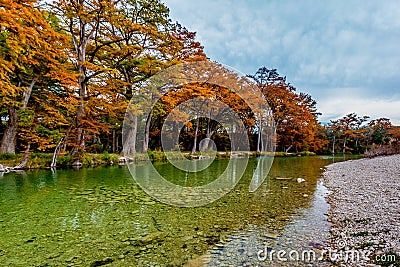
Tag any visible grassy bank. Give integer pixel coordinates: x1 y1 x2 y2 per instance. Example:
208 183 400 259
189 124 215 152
0 152 120 169
0 150 321 170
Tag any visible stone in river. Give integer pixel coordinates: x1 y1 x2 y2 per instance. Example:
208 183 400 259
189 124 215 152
137 231 169 245
185 254 211 267
90 258 114 267
275 177 292 180
264 233 278 239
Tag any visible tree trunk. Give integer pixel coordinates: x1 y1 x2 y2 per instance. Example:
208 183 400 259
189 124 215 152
200 130 215 152
332 135 336 155
122 114 137 155
256 125 262 153
73 92 86 153
256 116 266 153
116 132 119 152
0 107 18 154
285 142 294 153
112 130 116 153
191 117 200 154
343 136 347 154
199 116 214 152
355 138 359 154
142 111 152 153
0 78 36 154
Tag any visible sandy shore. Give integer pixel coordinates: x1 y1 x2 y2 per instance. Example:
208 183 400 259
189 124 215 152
323 155 400 266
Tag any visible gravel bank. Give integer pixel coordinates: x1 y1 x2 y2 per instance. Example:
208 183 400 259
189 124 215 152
324 155 400 266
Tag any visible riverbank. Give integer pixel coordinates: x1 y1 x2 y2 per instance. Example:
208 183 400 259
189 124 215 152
0 151 317 170
323 154 400 266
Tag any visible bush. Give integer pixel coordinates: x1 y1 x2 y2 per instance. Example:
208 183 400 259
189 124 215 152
148 150 167 162
57 155 72 166
101 151 111 161
100 151 119 164
31 153 53 159
81 154 94 166
0 153 18 160
364 143 400 158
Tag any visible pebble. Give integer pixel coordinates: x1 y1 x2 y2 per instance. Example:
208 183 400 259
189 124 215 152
324 155 400 266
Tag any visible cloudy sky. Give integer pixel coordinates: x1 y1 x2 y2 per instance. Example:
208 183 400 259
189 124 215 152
163 0 400 124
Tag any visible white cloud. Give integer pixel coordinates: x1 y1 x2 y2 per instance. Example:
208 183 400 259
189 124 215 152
317 94 400 125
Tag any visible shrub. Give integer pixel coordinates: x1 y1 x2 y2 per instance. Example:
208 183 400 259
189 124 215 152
57 155 72 166
0 153 18 160
148 150 167 162
31 153 53 159
364 143 400 158
100 151 119 164
101 151 111 162
81 154 94 166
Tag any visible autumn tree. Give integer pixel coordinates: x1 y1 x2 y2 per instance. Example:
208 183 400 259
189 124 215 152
248 67 324 153
50 0 206 158
326 119 340 154
141 62 271 154
99 0 177 155
50 0 121 156
156 83 246 154
325 113 374 154
389 126 400 144
0 0 74 154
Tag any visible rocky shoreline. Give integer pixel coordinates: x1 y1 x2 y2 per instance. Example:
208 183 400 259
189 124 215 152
323 155 400 266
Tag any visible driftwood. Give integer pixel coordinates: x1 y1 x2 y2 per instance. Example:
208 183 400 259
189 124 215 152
50 123 73 168
51 137 64 168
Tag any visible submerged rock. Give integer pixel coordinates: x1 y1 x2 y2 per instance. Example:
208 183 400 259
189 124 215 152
137 231 169 245
90 257 114 267
264 232 278 239
184 254 211 267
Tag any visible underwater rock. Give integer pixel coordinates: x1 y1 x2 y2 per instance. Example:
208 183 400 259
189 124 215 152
90 257 114 267
137 231 169 245
275 177 292 180
264 232 278 239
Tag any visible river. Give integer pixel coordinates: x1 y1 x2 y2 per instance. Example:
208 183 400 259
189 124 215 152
0 156 353 266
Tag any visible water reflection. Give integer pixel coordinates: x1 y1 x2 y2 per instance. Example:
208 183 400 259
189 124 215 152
128 158 249 207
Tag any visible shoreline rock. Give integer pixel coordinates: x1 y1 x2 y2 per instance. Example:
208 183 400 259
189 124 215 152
323 155 400 266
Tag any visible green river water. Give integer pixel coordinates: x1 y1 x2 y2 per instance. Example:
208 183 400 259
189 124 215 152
0 156 353 266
